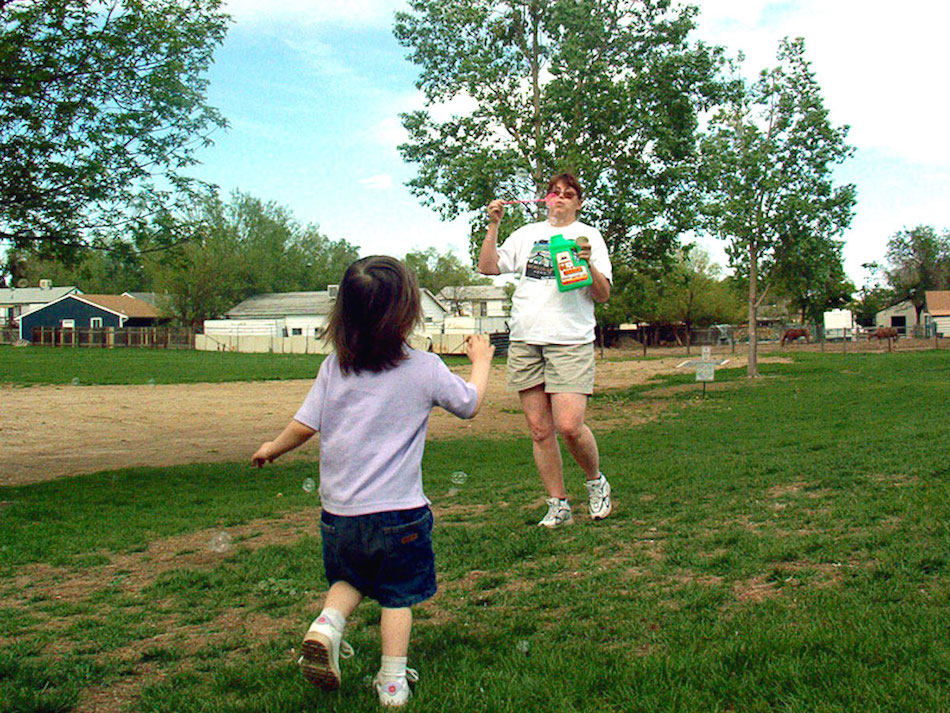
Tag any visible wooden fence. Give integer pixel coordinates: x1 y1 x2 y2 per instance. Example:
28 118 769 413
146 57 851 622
30 326 196 349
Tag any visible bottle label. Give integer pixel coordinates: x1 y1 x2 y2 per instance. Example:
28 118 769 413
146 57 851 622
556 250 590 286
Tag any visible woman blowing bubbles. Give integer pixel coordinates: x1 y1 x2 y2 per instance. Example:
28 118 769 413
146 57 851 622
479 172 613 528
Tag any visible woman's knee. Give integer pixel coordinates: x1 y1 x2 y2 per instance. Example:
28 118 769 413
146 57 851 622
555 417 586 443
527 419 555 443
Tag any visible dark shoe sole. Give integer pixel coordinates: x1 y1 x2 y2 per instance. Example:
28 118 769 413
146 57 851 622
300 632 340 690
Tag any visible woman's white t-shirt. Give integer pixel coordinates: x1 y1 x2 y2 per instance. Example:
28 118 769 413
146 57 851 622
496 220 612 344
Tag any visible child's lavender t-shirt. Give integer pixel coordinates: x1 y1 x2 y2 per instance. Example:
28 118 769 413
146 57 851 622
293 349 478 516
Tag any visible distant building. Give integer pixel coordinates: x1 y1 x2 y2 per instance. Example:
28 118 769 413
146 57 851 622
437 285 510 333
0 284 80 327
16 293 165 341
924 291 950 337
200 287 447 353
875 299 920 335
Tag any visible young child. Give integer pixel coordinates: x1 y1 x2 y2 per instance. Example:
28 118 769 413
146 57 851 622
252 255 494 707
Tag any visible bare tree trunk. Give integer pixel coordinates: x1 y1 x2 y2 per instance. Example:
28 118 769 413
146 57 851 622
747 240 759 377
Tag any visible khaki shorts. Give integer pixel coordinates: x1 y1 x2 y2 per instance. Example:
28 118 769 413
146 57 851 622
506 341 595 394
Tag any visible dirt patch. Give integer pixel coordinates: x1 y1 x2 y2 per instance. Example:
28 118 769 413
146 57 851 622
0 351 765 487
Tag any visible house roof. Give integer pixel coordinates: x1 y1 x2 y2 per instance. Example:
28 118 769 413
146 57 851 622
877 298 914 314
420 288 449 312
79 294 163 319
0 286 79 305
437 285 508 301
925 290 950 316
226 291 335 318
123 291 161 307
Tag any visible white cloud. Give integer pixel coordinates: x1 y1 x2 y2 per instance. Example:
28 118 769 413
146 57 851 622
372 115 409 150
693 0 950 162
360 174 393 190
225 0 407 27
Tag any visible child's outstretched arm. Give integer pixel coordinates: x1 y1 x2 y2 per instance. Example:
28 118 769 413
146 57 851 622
252 420 316 468
465 334 495 416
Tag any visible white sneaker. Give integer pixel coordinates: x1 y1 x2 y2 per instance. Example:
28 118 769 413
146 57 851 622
373 668 419 707
538 497 574 528
299 617 354 691
585 473 612 520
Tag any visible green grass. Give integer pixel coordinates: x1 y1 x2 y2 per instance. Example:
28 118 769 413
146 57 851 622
2 351 949 711
0 346 475 386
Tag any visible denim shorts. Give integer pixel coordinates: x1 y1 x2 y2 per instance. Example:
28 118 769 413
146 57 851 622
320 506 437 608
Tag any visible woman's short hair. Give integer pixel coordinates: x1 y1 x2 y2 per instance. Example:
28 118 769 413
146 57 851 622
327 256 422 374
547 172 583 202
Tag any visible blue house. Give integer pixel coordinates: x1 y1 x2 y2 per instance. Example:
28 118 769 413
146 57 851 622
17 294 165 341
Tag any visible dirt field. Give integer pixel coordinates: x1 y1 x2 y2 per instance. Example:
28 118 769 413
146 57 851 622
0 351 754 487
3 338 921 488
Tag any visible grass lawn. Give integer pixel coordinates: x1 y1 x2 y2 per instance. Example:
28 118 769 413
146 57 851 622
0 346 475 386
0 345 327 385
1 351 949 712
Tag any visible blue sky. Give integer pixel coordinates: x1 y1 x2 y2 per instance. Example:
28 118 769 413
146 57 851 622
190 0 950 287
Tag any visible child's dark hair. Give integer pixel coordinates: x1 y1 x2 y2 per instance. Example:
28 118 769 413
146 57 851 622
327 256 422 374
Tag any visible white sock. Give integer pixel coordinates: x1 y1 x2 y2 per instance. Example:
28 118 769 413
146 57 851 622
379 654 408 679
311 607 345 634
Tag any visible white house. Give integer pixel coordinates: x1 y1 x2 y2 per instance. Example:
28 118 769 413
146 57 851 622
200 287 447 353
925 291 950 337
419 289 451 331
437 285 510 334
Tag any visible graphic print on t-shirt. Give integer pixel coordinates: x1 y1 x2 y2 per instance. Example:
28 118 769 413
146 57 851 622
524 240 553 280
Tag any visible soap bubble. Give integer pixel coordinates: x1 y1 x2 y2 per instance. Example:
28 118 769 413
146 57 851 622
302 477 316 494
450 471 468 485
71 377 80 386
209 531 231 553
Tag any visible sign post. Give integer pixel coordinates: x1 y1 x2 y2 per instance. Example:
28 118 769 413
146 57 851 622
696 346 715 398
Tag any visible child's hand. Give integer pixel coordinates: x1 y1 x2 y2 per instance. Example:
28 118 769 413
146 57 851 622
466 334 495 364
252 442 279 468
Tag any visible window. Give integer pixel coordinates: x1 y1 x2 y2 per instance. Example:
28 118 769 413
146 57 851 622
291 328 302 336
60 319 75 329
478 301 488 317
90 317 103 328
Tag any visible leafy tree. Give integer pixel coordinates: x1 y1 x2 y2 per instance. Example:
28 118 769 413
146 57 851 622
699 38 856 376
851 280 892 327
883 225 950 325
655 245 743 350
145 191 359 327
0 0 229 259
772 230 853 335
403 246 491 294
11 243 147 293
394 0 722 267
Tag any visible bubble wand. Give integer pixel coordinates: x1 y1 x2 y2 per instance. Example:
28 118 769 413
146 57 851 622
500 193 558 207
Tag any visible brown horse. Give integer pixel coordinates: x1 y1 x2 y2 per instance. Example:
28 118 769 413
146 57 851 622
869 327 900 341
781 327 810 346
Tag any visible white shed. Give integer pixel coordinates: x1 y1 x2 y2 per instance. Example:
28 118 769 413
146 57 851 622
925 291 950 337
875 299 919 335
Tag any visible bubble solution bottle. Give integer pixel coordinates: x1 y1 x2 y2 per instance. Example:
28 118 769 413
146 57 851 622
549 234 593 292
